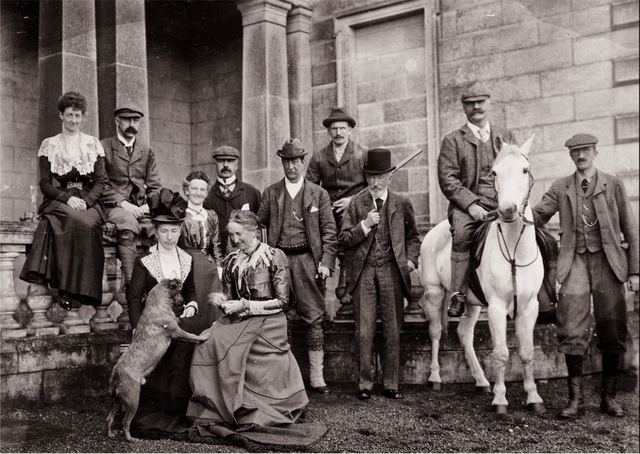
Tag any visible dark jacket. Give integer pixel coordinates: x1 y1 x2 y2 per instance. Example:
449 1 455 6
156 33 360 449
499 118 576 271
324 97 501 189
127 246 197 329
438 124 517 213
203 180 261 256
533 169 639 284
306 139 368 203
100 135 162 208
339 191 421 297
257 179 337 271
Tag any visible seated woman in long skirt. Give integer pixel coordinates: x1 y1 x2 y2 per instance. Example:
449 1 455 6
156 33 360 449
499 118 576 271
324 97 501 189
187 209 308 428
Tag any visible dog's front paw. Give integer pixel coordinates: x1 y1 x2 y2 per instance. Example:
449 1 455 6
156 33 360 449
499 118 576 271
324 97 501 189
197 332 212 342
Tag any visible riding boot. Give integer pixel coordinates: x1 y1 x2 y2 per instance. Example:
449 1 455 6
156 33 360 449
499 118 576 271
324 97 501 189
558 355 584 420
448 251 471 317
117 229 138 285
601 354 625 417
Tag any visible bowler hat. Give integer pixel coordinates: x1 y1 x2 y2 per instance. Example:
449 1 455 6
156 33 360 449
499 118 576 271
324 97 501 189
564 133 598 150
362 148 396 175
114 106 144 118
322 107 356 128
461 83 490 102
148 188 187 223
276 138 309 159
212 145 240 160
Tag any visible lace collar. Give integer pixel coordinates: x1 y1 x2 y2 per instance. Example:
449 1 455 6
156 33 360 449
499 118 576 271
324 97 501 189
38 132 105 176
141 245 192 284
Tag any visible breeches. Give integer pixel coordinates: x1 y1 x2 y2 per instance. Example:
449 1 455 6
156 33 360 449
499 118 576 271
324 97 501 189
286 252 327 350
353 261 404 390
557 250 628 356
106 206 153 236
449 206 490 253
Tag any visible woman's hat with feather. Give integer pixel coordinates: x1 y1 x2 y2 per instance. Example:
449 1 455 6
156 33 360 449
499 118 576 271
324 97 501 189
148 188 187 223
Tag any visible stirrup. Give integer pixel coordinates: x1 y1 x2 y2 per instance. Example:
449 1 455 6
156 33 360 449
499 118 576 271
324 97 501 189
448 292 466 317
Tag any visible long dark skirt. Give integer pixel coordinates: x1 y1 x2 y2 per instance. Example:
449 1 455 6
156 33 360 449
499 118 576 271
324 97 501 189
187 312 308 427
183 248 224 321
20 203 104 306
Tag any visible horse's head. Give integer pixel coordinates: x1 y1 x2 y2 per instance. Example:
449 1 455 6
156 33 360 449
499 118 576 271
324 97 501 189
491 134 535 223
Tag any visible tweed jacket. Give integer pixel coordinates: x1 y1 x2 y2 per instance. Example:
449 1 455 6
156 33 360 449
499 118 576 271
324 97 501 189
306 139 368 203
339 191 421 297
100 135 162 208
127 247 197 329
257 179 337 271
203 180 261 254
438 124 517 214
533 169 639 284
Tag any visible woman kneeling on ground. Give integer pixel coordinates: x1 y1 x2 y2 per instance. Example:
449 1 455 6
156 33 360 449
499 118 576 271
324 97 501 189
187 209 308 427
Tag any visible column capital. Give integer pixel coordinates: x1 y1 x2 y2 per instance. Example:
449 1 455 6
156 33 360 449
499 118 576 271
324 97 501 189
287 2 313 35
236 0 292 28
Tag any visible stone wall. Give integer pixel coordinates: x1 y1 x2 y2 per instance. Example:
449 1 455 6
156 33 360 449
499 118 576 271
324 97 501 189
0 1 40 222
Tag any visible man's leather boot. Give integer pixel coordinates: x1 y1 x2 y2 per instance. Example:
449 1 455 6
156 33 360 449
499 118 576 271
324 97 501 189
601 354 625 417
558 355 584 420
448 251 470 317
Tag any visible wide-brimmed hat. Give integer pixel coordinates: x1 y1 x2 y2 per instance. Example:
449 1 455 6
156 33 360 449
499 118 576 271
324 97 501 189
322 107 356 128
276 138 309 159
362 148 396 175
564 133 598 150
460 83 490 102
114 106 144 118
148 188 187 223
212 145 240 160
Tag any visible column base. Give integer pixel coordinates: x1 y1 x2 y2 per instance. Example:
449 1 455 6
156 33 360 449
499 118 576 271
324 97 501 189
91 321 119 332
59 324 91 335
27 326 60 337
1 328 28 339
118 321 131 331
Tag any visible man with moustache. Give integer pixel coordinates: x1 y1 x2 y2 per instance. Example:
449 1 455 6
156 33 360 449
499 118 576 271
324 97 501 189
101 106 162 289
533 134 639 420
203 146 261 256
339 148 421 400
306 108 368 309
438 83 518 317
258 138 337 394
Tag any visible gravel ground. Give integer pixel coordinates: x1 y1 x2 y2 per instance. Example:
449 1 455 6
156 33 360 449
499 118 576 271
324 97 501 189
1 374 638 453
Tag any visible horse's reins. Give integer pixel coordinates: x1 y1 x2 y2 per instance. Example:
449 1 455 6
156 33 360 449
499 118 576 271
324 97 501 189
495 169 538 319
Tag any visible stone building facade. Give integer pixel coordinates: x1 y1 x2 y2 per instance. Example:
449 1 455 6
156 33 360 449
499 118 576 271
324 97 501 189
1 0 638 224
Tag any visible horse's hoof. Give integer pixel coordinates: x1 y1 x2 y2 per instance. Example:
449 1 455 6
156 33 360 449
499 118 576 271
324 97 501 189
476 385 492 394
528 402 546 415
429 382 442 391
492 404 508 415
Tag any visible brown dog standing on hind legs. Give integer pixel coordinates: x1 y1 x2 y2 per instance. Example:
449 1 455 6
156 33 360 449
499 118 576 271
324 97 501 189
107 278 211 442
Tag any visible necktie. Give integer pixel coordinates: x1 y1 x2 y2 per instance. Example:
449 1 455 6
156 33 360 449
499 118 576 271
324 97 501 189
125 145 133 157
479 129 489 143
220 183 232 198
581 179 589 193
375 198 383 212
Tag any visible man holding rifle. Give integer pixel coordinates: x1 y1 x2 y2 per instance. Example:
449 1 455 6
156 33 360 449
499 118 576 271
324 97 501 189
339 148 421 401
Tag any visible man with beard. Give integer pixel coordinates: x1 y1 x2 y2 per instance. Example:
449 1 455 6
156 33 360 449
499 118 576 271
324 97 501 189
438 83 518 317
101 106 162 290
203 145 261 256
258 138 337 394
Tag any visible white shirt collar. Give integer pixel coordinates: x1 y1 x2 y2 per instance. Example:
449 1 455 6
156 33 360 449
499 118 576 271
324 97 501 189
285 177 304 199
369 189 389 206
467 121 491 139
217 175 237 185
187 202 207 218
117 132 136 148
333 141 348 154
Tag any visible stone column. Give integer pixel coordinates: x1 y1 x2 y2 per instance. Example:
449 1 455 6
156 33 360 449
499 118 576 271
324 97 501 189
95 0 150 143
404 269 426 323
38 0 99 141
237 0 292 189
286 1 313 151
26 284 59 337
0 247 28 338
90 248 119 331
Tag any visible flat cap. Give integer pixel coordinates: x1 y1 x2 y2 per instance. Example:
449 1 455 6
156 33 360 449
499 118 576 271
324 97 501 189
461 83 490 102
277 138 309 159
114 106 144 118
212 146 240 160
564 133 598 150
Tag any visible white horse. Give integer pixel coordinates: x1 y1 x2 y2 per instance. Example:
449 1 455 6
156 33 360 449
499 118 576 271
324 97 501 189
419 135 545 414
